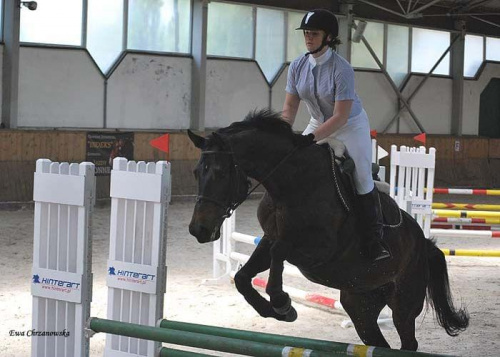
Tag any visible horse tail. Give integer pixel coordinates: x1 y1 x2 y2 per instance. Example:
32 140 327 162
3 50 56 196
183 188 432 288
425 239 469 336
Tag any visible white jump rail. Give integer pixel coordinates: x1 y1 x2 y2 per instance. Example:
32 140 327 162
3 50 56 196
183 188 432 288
105 157 171 357
31 159 95 357
389 145 436 238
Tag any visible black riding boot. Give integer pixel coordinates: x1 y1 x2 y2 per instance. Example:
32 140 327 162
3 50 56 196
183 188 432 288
356 187 392 262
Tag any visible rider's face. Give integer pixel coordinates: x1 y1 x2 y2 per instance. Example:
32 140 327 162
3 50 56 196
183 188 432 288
303 30 325 51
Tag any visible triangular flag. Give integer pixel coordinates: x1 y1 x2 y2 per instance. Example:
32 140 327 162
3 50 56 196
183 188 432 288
377 145 389 160
150 134 170 153
414 133 426 145
370 130 377 138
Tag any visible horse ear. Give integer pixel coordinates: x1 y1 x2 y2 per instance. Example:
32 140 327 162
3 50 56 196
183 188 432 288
187 129 206 149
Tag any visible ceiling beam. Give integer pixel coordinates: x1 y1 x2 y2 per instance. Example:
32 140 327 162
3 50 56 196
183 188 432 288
356 0 407 18
395 0 406 14
466 0 495 11
470 15 500 28
407 0 444 17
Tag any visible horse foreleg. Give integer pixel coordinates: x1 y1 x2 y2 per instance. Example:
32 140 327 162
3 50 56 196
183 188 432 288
233 237 290 321
265 240 297 322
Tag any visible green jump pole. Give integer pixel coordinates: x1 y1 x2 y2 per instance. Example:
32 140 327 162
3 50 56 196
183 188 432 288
89 317 332 357
160 347 212 357
160 319 453 357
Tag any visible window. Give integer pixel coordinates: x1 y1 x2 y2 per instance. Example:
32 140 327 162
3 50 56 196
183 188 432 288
207 2 253 58
128 0 191 53
387 24 409 87
464 35 484 77
287 11 304 61
20 0 83 45
486 37 500 61
351 21 384 69
411 28 450 75
0 2 3 41
87 0 124 73
255 8 285 82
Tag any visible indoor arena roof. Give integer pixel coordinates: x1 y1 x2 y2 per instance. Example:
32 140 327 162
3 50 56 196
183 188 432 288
227 0 500 36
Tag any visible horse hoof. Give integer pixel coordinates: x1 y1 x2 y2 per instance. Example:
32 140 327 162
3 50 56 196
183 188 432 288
272 306 298 322
272 298 297 322
284 306 298 322
273 296 292 315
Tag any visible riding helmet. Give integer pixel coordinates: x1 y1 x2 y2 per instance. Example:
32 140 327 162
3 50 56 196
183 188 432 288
296 9 339 39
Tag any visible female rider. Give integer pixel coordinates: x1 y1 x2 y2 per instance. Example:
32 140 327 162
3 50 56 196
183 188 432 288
282 9 391 262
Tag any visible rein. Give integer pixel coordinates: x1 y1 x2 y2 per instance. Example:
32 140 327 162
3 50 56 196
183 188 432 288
243 145 300 201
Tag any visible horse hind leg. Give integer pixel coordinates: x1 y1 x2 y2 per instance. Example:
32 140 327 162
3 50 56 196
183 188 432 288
387 273 426 351
340 289 391 348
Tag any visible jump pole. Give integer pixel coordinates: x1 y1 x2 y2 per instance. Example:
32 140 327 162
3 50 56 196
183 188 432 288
89 317 450 357
433 188 500 196
432 203 500 211
440 249 500 257
432 217 500 224
430 228 500 238
431 224 500 231
433 209 500 219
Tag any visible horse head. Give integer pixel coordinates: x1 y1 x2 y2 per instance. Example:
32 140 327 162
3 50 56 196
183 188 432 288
187 130 250 243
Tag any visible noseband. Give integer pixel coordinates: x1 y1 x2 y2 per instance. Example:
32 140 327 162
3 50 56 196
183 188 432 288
196 145 300 219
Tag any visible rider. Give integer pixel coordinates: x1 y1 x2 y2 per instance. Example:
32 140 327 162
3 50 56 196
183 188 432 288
281 9 391 262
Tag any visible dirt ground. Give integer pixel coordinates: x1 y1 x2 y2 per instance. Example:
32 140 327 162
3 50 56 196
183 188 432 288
0 194 499 357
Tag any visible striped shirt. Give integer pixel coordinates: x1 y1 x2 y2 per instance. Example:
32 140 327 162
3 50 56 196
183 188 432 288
286 49 364 123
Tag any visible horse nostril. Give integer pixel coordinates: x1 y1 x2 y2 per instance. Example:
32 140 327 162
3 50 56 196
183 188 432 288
189 223 200 236
189 223 211 242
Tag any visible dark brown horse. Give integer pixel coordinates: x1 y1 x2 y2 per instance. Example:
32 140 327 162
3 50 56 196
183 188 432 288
187 110 468 351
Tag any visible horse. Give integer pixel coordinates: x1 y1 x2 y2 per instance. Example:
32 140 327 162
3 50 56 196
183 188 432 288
187 109 469 351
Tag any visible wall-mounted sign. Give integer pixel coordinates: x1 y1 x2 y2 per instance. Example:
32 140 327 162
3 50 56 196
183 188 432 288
86 132 134 176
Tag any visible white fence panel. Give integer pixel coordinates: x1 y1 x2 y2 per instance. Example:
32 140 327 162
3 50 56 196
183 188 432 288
105 158 170 357
389 145 436 238
31 159 95 357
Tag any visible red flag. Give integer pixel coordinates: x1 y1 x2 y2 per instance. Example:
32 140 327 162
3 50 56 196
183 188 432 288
370 130 377 138
150 134 170 153
413 133 426 145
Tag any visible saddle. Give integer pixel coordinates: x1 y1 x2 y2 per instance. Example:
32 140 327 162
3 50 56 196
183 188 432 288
317 138 401 226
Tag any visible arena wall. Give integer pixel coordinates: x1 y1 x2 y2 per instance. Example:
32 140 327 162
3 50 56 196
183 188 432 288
2 45 499 203
1 130 499 203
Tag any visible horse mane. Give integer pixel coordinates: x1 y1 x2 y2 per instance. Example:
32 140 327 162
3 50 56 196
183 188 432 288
216 109 293 138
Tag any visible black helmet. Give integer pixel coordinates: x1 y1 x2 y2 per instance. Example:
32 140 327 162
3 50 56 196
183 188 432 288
296 9 339 39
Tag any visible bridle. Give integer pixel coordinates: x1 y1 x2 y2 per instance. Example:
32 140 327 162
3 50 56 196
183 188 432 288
195 150 248 219
195 145 300 219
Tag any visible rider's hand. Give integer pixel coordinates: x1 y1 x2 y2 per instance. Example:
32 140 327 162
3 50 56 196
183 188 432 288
293 133 316 148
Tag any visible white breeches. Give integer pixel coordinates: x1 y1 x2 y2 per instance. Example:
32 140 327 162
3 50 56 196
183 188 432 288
302 110 374 195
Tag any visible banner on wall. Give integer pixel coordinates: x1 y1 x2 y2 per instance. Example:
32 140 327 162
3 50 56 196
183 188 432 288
86 132 134 176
